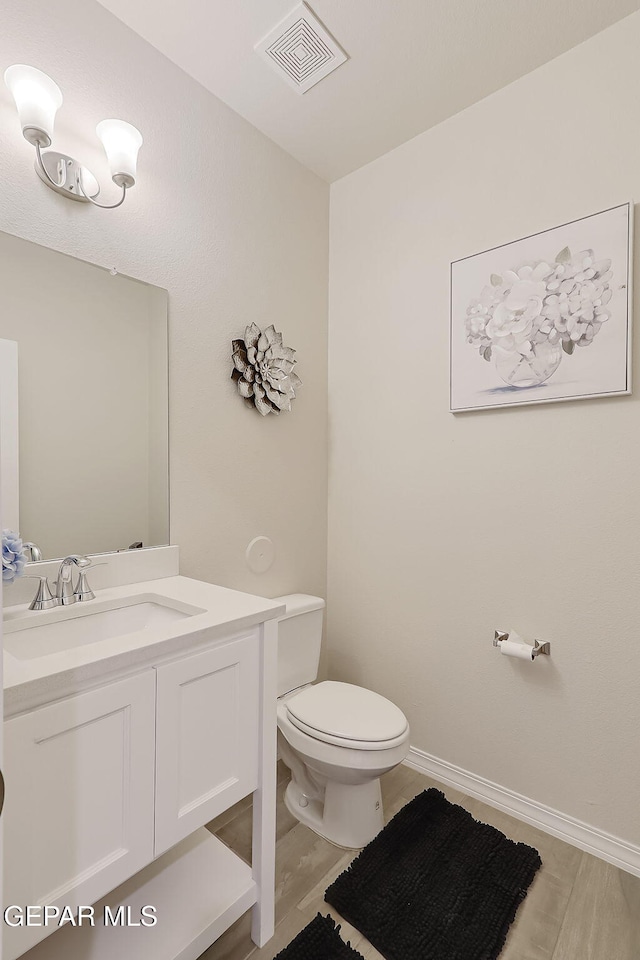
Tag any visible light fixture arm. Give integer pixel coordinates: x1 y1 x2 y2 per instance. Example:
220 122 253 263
34 141 127 208
34 142 66 190
77 171 127 209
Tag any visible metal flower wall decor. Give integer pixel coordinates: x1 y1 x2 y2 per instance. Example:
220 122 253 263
231 323 301 416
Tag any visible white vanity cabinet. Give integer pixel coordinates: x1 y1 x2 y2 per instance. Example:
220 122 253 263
2 606 279 960
155 633 259 855
3 672 157 960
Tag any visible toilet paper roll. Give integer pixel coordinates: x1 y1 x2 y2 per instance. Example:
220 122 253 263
500 639 534 661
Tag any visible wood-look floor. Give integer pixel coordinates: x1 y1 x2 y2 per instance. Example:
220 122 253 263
201 763 640 960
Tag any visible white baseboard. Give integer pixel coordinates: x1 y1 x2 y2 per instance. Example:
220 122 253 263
405 746 640 879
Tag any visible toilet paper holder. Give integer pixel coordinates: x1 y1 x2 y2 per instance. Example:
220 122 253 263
493 630 551 658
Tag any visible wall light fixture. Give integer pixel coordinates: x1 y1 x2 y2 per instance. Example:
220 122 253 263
4 64 142 209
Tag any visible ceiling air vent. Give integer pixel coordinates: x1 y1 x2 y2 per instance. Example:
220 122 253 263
255 2 348 95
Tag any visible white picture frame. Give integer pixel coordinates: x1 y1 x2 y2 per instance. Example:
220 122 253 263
450 202 633 413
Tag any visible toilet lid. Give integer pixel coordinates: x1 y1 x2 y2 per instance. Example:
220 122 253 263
285 681 408 743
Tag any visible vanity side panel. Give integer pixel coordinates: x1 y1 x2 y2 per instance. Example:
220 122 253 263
154 632 259 856
2 671 156 960
250 618 278 947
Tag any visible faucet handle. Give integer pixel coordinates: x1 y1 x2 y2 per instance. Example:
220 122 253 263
74 570 95 603
73 562 106 603
25 576 57 611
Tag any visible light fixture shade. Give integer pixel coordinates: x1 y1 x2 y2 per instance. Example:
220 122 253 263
96 119 143 189
4 64 63 147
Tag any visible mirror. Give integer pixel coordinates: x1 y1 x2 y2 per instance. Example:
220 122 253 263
0 231 169 561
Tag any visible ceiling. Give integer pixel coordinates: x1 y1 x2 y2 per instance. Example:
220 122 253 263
97 0 640 182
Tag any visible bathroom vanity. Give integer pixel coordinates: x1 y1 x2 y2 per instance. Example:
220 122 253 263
0 229 284 960
2 551 283 960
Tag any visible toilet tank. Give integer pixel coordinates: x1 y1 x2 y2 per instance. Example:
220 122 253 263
273 594 325 697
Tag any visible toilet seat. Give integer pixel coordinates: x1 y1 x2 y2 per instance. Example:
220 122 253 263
285 680 409 750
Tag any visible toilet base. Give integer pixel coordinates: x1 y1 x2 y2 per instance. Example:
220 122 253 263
284 776 384 849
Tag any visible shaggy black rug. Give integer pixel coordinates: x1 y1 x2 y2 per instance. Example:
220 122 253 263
325 788 541 960
272 913 364 959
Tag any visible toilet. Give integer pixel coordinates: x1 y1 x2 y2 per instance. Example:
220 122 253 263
274 594 410 849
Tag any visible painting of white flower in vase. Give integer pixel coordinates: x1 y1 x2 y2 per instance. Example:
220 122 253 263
450 202 632 412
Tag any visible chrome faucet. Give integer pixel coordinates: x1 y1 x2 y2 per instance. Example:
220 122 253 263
23 541 43 562
55 555 92 605
28 555 96 611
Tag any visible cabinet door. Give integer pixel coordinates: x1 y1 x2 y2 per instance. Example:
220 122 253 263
155 633 259 855
3 671 156 960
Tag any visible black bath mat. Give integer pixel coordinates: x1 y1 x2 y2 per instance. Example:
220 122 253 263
272 913 364 959
325 788 541 960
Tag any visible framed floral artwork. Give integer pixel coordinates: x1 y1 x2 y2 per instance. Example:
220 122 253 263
450 202 633 412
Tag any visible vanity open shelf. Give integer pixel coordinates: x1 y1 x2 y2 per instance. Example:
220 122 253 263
41 828 258 960
2 572 283 960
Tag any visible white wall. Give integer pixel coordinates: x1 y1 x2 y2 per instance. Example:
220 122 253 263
0 0 328 598
328 13 640 846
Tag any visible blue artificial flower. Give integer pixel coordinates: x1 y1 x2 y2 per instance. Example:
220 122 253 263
2 529 26 583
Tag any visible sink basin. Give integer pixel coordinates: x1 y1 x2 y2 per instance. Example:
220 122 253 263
4 595 205 661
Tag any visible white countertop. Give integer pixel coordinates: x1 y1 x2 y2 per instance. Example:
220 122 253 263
3 576 285 716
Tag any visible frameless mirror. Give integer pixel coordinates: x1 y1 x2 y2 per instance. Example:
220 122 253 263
0 231 169 561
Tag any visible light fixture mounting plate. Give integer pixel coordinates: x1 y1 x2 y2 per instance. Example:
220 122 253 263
34 151 99 202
